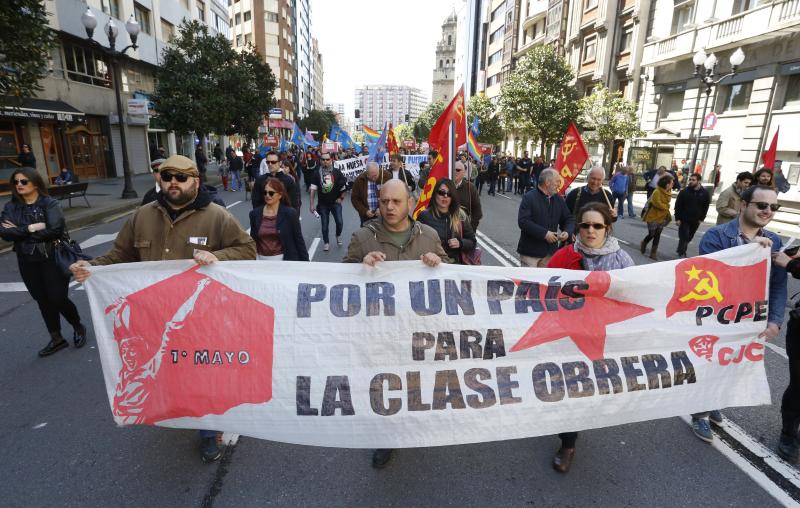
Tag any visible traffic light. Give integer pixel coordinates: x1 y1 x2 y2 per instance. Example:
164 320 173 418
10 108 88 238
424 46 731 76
355 109 360 119
405 114 409 122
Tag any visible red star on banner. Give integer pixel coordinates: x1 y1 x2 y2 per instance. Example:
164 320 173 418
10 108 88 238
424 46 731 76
509 272 654 360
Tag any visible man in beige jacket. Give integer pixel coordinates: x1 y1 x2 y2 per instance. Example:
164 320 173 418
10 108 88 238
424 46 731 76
715 171 752 224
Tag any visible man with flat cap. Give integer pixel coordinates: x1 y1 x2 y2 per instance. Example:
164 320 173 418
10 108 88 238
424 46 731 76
70 154 256 463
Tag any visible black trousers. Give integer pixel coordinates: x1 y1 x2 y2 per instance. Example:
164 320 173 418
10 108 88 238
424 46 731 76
18 258 81 334
677 220 700 255
783 316 800 433
559 431 577 448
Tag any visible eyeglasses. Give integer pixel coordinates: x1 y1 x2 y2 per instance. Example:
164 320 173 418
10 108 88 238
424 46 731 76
13 178 30 186
264 190 278 197
455 167 464 172
321 157 331 161
436 189 451 197
160 172 190 183
267 160 280 164
578 222 607 230
748 201 780 212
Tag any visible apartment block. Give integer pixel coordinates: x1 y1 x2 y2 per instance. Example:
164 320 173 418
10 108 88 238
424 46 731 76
354 85 427 130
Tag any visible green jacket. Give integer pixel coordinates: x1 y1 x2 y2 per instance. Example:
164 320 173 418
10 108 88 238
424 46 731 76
342 218 448 263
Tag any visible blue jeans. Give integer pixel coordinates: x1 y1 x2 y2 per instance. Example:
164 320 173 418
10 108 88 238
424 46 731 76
318 202 343 244
229 171 241 191
611 192 626 217
626 192 635 217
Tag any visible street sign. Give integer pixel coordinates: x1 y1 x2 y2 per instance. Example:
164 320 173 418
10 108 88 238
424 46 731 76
127 99 149 115
269 108 282 119
703 112 718 130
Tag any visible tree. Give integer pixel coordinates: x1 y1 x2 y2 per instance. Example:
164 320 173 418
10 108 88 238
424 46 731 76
578 83 643 169
0 0 56 107
412 101 445 141
467 94 503 148
297 109 337 138
153 21 275 141
499 45 579 156
393 123 413 141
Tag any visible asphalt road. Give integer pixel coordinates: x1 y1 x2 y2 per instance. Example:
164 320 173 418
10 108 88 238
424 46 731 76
0 183 798 507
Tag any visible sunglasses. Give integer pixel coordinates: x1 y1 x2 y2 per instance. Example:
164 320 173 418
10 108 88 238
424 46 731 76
321 158 331 161
267 160 280 164
160 172 190 183
13 178 30 186
264 190 278 197
436 189 451 197
748 201 780 212
578 222 607 230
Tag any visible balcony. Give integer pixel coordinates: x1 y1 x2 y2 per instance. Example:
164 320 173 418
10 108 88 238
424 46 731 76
520 0 547 30
642 0 800 67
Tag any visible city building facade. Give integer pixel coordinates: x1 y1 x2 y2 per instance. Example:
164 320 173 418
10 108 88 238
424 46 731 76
638 0 800 200
295 0 313 118
354 85 427 131
454 0 485 99
432 12 458 104
0 0 229 188
312 37 324 111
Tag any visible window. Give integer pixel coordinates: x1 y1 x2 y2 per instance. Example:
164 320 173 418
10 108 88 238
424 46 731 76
487 49 502 66
448 34 452 46
439 59 443 68
234 13 241 24
235 34 242 47
585 0 598 10
582 35 597 63
719 82 752 111
787 164 800 185
267 12 278 22
658 90 684 120
101 0 120 19
547 3 563 40
243 10 251 21
160 18 175 42
619 26 633 53
134 3 151 35
671 2 694 35
63 43 111 88
244 33 252 45
489 26 505 44
732 0 760 15
785 74 800 106
491 3 505 21
487 73 501 87
196 1 205 23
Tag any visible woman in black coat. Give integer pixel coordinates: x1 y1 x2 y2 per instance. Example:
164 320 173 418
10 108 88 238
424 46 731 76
249 178 309 261
417 178 477 264
0 167 87 356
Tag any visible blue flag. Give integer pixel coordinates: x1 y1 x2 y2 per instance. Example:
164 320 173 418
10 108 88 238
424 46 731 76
368 124 388 163
353 144 363 155
304 130 320 148
471 116 480 136
291 123 305 146
279 136 288 152
329 124 342 143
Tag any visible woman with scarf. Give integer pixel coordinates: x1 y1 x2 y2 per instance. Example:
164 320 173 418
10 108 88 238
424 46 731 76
417 178 476 264
546 202 635 473
640 174 674 260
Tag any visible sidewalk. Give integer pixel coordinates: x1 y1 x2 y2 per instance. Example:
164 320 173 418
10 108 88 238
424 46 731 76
0 162 221 251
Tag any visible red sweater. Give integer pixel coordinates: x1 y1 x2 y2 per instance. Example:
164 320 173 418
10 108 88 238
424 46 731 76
547 245 584 270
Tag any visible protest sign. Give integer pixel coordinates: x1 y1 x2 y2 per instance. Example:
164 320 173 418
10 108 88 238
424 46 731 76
334 155 425 182
85 244 771 448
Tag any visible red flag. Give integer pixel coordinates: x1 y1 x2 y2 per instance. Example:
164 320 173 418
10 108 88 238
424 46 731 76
761 127 779 171
387 123 399 155
413 86 467 218
665 257 767 318
555 123 590 194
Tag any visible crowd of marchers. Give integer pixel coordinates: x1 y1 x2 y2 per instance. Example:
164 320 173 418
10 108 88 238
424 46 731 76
1 141 797 471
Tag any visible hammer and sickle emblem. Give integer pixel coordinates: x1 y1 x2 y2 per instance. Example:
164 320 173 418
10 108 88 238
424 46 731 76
679 270 723 303
455 96 465 121
561 139 576 158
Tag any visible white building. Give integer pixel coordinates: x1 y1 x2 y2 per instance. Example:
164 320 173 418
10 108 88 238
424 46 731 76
312 37 324 111
639 0 800 200
354 85 428 130
295 0 313 118
454 0 485 99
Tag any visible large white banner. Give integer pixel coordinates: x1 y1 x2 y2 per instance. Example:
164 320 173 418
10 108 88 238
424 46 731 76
84 244 772 448
334 154 425 182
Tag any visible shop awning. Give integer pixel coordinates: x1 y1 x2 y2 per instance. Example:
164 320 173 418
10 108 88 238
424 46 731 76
1 98 84 122
266 119 294 129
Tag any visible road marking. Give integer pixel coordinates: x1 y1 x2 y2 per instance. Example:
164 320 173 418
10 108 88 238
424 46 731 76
496 193 513 201
79 233 118 249
765 341 789 360
308 237 321 260
0 283 28 292
476 230 521 266
221 432 240 445
679 415 800 504
32 423 47 429
478 239 513 267
226 200 242 209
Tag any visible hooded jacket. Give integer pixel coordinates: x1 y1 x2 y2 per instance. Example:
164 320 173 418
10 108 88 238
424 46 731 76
342 218 447 263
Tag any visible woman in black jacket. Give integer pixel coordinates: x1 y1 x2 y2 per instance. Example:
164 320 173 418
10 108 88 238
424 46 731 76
249 178 309 261
0 167 87 356
417 178 476 264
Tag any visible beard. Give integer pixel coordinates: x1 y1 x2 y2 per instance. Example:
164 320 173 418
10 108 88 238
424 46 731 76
163 181 198 207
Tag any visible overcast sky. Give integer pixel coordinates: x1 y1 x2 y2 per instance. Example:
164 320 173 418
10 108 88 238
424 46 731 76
312 0 458 119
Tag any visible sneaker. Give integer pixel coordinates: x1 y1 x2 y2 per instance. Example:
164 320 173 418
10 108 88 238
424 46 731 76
777 433 799 464
201 435 222 463
323 243 330 252
371 448 394 469
336 237 343 246
709 410 723 425
691 418 714 443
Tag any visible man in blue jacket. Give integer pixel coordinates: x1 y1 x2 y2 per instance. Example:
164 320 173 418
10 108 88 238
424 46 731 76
517 168 575 267
690 185 787 443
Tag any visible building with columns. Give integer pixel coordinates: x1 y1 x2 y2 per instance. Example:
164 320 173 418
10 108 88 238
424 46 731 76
638 0 800 200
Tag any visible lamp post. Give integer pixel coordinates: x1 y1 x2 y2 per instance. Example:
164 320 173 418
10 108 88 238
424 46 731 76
81 8 140 199
689 47 745 174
